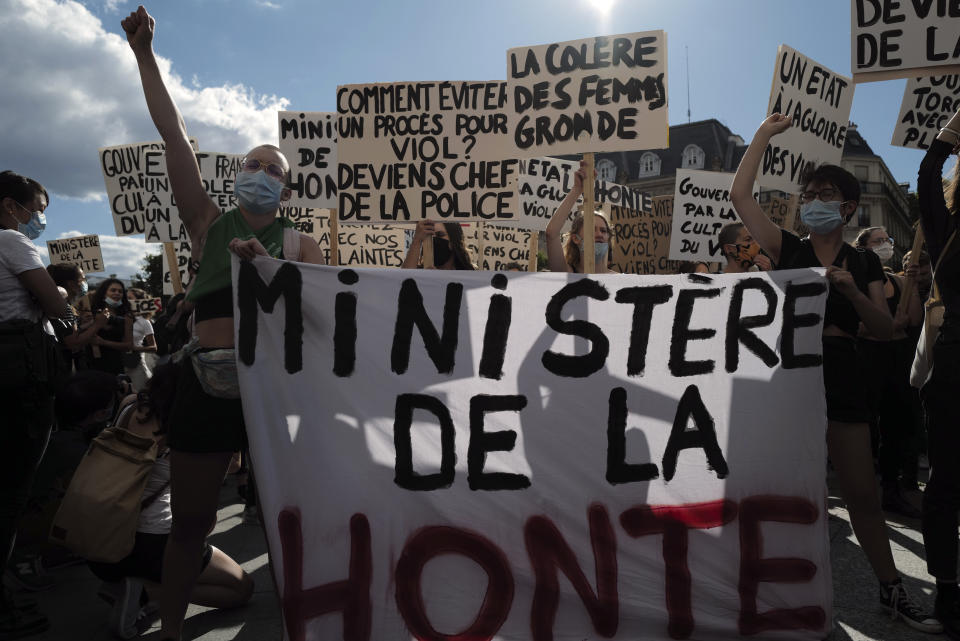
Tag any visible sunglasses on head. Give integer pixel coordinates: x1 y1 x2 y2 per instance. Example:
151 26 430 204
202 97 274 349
241 158 286 182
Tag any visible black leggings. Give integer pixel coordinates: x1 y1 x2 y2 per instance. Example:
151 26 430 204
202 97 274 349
88 532 213 584
921 341 960 580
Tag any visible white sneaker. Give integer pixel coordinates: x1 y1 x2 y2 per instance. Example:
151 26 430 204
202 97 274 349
108 577 143 639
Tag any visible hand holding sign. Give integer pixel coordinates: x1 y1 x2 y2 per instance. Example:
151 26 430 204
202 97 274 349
228 237 268 261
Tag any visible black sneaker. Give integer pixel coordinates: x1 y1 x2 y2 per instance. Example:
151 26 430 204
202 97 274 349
0 594 48 640
882 489 923 519
936 588 960 640
880 579 943 634
3 555 54 593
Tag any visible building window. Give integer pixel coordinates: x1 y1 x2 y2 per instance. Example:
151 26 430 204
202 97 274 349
638 152 661 178
857 204 871 228
596 159 617 182
682 144 705 169
854 164 869 181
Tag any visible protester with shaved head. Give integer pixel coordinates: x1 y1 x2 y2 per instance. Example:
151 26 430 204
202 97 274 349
122 6 325 639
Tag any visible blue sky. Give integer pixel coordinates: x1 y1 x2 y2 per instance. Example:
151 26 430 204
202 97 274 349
0 0 937 279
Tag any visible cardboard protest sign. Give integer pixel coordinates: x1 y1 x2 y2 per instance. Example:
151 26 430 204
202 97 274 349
279 205 323 236
280 206 407 267
762 46 854 194
143 151 243 243
162 239 192 296
891 75 960 149
130 297 162 316
669 170 759 262
337 81 518 223
852 0 960 82
506 31 669 157
233 258 832 641
478 225 533 271
516 157 650 232
606 199 681 274
46 235 104 273
764 194 800 232
278 111 337 208
98 139 197 236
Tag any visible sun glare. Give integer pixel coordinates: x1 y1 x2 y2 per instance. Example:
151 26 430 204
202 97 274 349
586 0 616 15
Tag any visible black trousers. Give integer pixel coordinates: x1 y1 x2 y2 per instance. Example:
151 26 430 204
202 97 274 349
0 385 54 567
921 341 960 581
859 337 918 487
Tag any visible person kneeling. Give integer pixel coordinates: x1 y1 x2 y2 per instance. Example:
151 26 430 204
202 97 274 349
86 364 253 639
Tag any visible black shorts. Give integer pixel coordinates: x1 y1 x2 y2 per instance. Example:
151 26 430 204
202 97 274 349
88 532 212 584
822 336 870 424
167 358 246 453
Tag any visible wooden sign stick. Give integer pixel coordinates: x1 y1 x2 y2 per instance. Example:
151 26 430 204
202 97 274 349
582 153 596 274
163 241 183 295
528 231 538 272
422 221 435 269
897 225 925 315
329 209 340 266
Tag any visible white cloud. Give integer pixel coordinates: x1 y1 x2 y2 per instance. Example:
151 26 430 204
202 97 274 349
0 0 287 201
39 230 160 280
255 0 282 8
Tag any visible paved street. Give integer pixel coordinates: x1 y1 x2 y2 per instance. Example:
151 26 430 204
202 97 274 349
21 478 940 641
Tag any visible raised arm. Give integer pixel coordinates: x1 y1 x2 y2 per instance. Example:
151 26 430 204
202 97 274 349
545 163 587 273
917 108 960 265
401 220 435 269
122 6 217 242
731 114 794 264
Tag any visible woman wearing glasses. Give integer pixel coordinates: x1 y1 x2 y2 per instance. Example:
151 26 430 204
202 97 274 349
122 7 324 640
730 114 939 633
854 227 924 520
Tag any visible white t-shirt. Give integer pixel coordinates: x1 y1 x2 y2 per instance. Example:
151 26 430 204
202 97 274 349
0 229 44 324
138 451 171 535
132 316 154 347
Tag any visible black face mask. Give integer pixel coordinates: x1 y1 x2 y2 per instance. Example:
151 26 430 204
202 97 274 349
433 236 452 267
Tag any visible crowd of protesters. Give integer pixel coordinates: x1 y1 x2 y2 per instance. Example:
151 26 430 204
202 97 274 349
1 6 960 641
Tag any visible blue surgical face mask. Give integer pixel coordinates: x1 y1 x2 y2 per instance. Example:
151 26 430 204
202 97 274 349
800 199 846 235
235 170 285 216
79 280 89 296
104 297 122 309
14 202 46 240
594 241 609 262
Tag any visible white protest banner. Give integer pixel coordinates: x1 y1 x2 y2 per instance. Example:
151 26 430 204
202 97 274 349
130 297 162 316
278 111 338 208
762 46 854 194
478 225 533 270
506 31 668 157
162 239 192 296
852 0 960 83
337 81 518 223
515 157 650 232
233 258 831 641
98 139 197 236
143 151 243 243
46 235 104 273
891 75 960 149
669 170 759 263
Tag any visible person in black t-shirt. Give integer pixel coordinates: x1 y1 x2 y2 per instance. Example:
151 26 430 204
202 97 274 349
730 113 939 633
916 107 960 640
